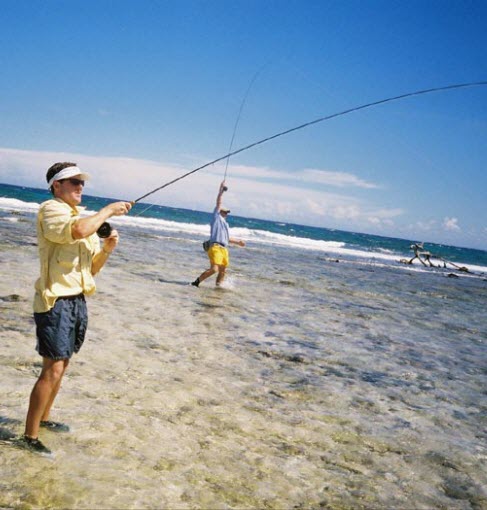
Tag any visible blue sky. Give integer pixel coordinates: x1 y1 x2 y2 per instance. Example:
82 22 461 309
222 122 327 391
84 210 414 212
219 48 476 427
1 0 486 249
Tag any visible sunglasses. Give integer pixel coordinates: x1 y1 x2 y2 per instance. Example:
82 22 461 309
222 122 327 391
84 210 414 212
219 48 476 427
61 178 85 186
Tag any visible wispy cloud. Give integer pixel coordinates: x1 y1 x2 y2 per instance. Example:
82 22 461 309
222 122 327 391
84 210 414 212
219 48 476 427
300 169 380 189
1 147 397 233
411 219 437 232
224 164 380 189
443 217 461 232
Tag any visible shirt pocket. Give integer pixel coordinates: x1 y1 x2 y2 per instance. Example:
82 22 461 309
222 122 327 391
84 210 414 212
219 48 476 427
56 245 81 271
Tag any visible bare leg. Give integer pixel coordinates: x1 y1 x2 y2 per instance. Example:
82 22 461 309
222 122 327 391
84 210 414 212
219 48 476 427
41 359 69 421
193 265 218 285
216 266 226 286
25 358 68 439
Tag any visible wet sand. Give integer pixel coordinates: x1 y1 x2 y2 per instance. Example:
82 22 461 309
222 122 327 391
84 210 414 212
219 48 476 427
1 212 486 509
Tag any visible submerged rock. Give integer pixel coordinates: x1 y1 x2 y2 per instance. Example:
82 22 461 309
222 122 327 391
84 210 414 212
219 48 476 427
1 294 23 302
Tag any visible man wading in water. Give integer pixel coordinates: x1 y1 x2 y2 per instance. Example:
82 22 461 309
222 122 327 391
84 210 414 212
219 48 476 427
191 180 245 287
20 162 132 454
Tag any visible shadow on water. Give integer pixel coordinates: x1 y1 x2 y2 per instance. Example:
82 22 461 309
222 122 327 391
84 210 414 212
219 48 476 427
0 416 21 442
157 277 193 286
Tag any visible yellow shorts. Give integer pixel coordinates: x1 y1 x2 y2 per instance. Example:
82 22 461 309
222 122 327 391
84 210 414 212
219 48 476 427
208 244 229 267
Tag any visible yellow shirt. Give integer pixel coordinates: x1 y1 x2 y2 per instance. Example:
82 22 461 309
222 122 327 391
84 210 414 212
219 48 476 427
34 198 101 313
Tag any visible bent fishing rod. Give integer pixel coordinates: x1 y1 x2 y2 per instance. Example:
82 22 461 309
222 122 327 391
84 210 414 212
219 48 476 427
97 80 486 238
130 80 487 207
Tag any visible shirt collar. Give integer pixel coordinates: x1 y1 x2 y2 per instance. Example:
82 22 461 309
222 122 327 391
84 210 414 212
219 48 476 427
54 197 85 216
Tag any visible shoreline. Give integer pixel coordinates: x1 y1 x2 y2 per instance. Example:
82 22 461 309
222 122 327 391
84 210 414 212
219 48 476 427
2 183 487 272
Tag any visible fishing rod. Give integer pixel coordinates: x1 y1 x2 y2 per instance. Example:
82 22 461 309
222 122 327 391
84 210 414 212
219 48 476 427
130 80 487 207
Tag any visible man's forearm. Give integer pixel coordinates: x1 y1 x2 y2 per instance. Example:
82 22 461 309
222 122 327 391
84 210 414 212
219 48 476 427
72 201 132 239
216 181 226 209
72 209 112 239
91 248 111 275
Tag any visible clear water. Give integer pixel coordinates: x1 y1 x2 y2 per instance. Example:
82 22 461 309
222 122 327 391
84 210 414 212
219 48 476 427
0 184 486 508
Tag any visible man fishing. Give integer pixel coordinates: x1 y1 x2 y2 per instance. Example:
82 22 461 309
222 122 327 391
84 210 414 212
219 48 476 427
21 162 132 454
191 180 245 288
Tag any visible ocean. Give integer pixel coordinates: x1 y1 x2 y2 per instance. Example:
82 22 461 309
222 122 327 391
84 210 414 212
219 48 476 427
1 182 487 275
0 181 486 508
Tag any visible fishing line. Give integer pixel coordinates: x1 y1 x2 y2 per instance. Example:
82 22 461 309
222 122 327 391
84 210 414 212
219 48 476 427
223 64 267 181
132 80 487 206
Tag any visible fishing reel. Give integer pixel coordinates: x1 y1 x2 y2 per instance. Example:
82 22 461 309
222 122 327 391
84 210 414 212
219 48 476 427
97 222 112 238
223 185 228 192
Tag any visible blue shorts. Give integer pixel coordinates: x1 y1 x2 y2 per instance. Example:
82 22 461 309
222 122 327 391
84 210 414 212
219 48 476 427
34 295 88 360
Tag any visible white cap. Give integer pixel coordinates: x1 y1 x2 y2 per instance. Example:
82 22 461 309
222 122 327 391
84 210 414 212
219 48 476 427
47 166 91 188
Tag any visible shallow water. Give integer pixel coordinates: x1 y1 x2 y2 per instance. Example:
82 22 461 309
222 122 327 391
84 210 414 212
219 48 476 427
1 212 486 509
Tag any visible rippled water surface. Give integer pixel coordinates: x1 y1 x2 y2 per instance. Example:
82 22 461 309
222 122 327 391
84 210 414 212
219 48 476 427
1 213 486 509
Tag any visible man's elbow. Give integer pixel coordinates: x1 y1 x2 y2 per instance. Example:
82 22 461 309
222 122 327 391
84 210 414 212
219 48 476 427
71 222 88 240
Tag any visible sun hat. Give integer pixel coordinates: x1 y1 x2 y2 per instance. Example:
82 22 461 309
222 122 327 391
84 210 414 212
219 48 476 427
47 166 91 188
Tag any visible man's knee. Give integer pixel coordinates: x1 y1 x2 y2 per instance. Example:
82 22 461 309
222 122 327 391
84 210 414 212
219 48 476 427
41 358 68 383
